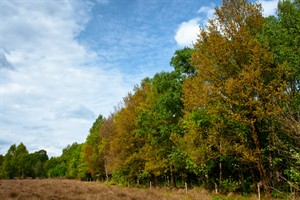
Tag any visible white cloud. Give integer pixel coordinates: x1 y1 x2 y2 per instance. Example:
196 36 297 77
174 3 216 47
257 0 279 17
0 0 132 157
173 0 279 48
197 4 215 20
174 18 200 47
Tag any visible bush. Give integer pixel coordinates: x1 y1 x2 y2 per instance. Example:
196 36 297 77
219 178 239 194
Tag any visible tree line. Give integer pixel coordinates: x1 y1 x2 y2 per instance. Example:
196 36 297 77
0 0 299 198
0 143 48 179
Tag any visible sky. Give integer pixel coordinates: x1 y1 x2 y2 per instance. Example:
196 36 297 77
0 0 279 157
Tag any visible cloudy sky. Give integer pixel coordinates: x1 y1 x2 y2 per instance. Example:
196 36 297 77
0 0 278 157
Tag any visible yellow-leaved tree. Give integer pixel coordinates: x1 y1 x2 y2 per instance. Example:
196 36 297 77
183 0 287 197
107 81 151 184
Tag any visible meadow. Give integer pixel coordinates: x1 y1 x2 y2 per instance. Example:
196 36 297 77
3 178 298 200
0 178 214 200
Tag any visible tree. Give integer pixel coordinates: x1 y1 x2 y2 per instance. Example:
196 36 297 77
183 0 287 197
259 0 300 192
44 143 81 178
108 81 150 185
2 144 17 179
98 114 115 181
83 115 105 180
29 150 48 178
170 47 195 76
0 154 4 178
277 0 300 87
1 143 32 179
136 71 185 187
45 156 67 177
65 143 83 179
259 0 300 95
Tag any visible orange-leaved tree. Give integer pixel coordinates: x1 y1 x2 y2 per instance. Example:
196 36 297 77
108 81 151 184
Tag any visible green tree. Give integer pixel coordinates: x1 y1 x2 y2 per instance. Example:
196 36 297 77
15 143 30 178
29 149 48 178
0 154 4 178
170 47 195 76
2 144 17 178
65 143 83 179
45 156 67 177
44 143 81 178
136 71 184 187
1 143 31 179
76 147 88 180
259 0 300 95
259 0 300 192
2 145 17 178
83 115 105 180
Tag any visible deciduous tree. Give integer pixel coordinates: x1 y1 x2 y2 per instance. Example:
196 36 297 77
183 0 287 196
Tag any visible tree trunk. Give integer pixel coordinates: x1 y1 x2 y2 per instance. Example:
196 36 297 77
219 141 222 182
171 168 177 188
151 174 158 187
104 161 109 181
219 159 222 182
269 149 273 188
252 127 271 199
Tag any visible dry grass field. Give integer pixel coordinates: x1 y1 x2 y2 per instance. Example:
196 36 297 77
0 178 212 200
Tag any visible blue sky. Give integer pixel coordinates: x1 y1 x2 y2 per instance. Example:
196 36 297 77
0 0 279 157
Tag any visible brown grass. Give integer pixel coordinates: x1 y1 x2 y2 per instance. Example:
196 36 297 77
0 179 211 200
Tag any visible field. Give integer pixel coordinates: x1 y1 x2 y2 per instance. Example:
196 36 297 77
0 178 213 200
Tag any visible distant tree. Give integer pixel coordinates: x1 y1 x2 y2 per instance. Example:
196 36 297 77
98 114 115 181
14 143 30 178
65 143 83 179
0 154 4 178
28 149 48 178
83 115 105 180
45 156 67 177
2 144 17 178
1 143 32 179
170 47 195 76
